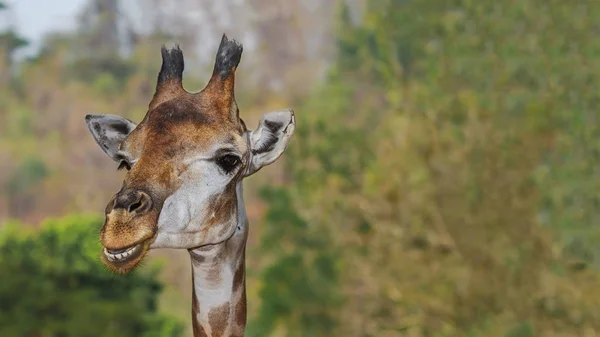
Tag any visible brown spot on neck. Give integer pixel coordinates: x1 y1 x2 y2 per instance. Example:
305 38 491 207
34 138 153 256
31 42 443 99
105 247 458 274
235 290 247 332
233 253 247 333
233 252 245 292
208 302 230 336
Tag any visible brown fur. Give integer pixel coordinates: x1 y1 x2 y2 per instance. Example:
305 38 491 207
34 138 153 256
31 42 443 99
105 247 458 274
201 186 238 241
234 258 247 329
149 79 185 111
233 253 245 292
208 302 230 336
235 291 247 331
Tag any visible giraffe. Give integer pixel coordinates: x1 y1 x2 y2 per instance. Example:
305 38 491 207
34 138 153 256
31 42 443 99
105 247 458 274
84 35 295 336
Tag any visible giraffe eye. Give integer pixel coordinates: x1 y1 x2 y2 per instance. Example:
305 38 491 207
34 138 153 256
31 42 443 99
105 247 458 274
117 160 131 171
216 154 240 173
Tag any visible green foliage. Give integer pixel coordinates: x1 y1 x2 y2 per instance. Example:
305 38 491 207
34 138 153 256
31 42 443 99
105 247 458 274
247 186 341 337
0 1 28 59
4 107 35 138
0 30 29 54
252 0 600 336
71 57 135 87
5 156 48 197
92 72 122 96
0 214 183 337
505 322 535 337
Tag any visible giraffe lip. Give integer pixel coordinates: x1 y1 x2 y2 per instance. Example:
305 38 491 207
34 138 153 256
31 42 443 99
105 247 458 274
103 244 142 263
100 239 153 274
106 247 130 254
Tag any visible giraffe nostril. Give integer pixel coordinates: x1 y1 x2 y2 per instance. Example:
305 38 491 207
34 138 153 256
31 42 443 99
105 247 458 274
113 190 151 214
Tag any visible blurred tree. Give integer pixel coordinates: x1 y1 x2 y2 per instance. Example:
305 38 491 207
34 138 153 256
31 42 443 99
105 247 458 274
0 214 183 337
0 30 28 62
246 0 336 97
247 185 342 336
251 0 600 336
0 1 28 77
248 33 378 337
4 156 48 218
69 0 135 84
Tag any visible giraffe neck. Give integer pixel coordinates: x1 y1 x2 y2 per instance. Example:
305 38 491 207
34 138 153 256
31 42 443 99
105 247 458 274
188 182 248 337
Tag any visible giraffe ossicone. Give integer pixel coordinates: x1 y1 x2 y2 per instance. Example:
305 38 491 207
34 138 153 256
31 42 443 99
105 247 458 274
85 34 295 336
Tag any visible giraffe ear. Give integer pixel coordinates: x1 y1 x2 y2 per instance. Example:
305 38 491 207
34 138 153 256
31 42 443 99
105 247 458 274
85 114 137 162
244 109 295 177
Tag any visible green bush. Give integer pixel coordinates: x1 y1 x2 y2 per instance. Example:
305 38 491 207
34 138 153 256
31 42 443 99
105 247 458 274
0 214 183 337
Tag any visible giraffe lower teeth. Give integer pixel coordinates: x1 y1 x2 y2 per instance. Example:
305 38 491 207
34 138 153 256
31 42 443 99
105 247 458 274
104 245 140 262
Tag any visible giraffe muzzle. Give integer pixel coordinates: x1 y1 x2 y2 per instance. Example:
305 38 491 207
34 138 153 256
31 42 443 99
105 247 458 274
100 189 159 273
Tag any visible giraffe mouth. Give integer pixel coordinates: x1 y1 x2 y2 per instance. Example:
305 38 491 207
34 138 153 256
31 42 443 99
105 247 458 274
101 239 152 273
103 244 142 263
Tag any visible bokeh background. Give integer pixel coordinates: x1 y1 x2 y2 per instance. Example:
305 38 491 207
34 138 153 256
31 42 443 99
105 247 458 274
1 0 600 336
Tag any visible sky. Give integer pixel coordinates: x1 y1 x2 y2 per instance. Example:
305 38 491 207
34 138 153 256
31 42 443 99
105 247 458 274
5 0 85 55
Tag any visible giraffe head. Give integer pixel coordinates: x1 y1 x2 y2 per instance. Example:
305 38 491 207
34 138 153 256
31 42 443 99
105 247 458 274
85 35 295 273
